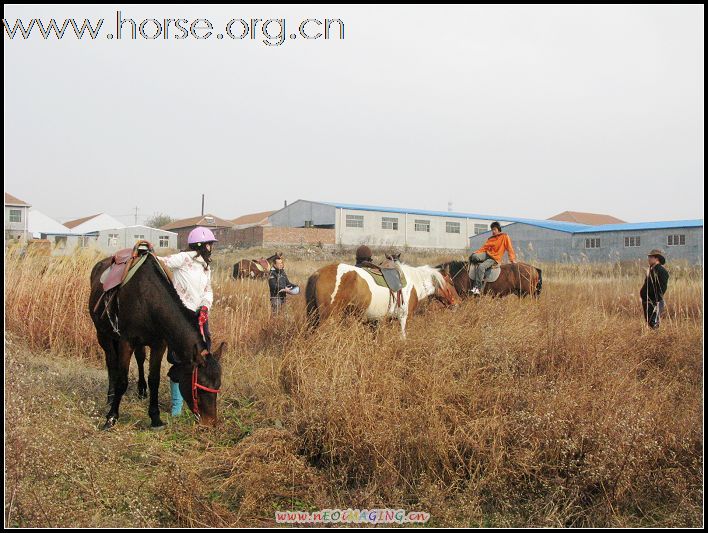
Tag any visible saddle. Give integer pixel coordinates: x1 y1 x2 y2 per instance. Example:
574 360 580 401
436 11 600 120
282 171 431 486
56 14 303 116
100 241 154 291
468 262 502 283
359 260 407 292
253 258 271 272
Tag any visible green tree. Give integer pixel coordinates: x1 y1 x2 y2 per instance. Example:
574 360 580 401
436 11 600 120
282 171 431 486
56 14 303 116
144 213 175 229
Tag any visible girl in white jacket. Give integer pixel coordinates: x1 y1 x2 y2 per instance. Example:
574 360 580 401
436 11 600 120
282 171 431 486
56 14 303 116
160 226 217 416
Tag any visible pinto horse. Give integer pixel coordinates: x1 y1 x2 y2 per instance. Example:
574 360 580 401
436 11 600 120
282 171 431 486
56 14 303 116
232 252 282 279
437 260 542 298
305 262 459 338
89 252 224 429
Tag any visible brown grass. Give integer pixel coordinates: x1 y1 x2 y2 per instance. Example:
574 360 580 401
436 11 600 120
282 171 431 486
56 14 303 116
4 249 703 527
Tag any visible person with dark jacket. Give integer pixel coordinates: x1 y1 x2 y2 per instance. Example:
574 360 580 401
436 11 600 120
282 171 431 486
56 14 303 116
355 245 374 268
640 249 669 329
268 256 298 313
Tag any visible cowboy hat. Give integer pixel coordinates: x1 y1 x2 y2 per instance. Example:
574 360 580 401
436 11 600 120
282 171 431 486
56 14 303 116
647 249 666 265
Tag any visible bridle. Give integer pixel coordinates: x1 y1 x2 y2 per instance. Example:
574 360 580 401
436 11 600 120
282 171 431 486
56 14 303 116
191 361 221 420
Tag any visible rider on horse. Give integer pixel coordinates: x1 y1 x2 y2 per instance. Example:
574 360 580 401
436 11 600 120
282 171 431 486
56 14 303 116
469 221 517 295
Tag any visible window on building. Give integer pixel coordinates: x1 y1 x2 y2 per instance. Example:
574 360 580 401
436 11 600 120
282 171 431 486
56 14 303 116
55 236 67 249
667 234 686 246
78 236 90 248
474 223 488 235
9 209 22 223
446 221 461 234
134 235 145 242
381 217 399 230
345 214 364 228
624 236 641 247
159 236 170 248
585 238 600 249
414 219 430 232
108 233 119 247
304 220 313 228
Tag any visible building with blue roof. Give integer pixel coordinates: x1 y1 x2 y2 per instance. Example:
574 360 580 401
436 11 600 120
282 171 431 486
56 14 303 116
268 199 703 263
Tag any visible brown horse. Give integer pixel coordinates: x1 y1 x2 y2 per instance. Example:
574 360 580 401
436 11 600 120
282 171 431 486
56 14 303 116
437 260 542 298
89 251 224 430
305 262 459 338
232 252 282 279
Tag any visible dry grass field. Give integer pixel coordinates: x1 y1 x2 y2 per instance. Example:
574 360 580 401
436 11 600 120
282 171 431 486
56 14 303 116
4 246 703 527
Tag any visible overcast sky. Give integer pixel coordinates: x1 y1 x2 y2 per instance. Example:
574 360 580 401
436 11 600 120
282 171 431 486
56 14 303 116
4 4 704 225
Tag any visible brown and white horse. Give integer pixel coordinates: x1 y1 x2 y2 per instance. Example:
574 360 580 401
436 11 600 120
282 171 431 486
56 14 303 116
232 253 282 279
305 262 459 338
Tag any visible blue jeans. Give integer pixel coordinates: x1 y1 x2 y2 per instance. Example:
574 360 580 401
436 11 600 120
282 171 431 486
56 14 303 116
470 252 498 288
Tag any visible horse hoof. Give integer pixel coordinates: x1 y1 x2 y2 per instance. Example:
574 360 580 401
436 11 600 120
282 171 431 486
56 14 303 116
102 417 117 431
150 421 166 431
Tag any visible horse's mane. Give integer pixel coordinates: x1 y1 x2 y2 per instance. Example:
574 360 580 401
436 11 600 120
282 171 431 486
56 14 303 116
437 260 467 279
145 254 206 338
398 262 446 292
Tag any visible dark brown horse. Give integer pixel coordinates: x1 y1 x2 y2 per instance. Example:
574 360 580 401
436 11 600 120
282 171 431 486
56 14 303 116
437 260 542 298
89 252 224 430
232 252 282 279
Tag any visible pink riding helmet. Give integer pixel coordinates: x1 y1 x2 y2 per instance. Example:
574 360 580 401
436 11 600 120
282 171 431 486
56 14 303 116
188 226 218 244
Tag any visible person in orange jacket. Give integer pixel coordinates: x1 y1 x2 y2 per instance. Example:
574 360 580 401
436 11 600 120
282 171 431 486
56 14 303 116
469 221 516 295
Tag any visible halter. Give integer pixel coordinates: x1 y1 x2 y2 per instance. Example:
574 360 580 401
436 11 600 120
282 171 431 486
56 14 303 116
191 362 221 418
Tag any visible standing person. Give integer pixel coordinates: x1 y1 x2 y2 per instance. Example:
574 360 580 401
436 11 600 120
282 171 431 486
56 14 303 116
269 256 298 314
159 227 216 417
469 221 516 295
640 249 669 329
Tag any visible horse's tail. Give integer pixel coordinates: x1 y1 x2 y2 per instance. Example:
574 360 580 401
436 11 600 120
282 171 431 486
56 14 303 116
534 267 543 297
232 262 240 279
305 270 320 329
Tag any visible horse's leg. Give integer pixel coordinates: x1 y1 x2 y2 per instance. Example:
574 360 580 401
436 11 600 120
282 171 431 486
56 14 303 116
98 334 117 405
103 339 132 430
135 345 148 399
147 340 167 428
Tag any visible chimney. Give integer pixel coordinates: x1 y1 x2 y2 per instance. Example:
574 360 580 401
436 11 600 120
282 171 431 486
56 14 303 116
284 200 287 207
201 194 205 216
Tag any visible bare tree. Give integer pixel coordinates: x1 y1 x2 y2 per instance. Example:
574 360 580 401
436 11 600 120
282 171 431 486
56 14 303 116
144 213 175 229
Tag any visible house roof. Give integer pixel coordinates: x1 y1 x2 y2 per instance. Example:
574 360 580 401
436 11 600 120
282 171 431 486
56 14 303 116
27 209 73 236
573 219 703 233
317 201 591 231
64 213 101 229
549 211 626 225
5 192 30 207
478 219 704 237
231 210 276 226
160 214 235 231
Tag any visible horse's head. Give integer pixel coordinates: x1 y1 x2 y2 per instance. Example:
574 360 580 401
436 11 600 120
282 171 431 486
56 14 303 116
169 341 225 426
433 269 461 307
385 252 402 262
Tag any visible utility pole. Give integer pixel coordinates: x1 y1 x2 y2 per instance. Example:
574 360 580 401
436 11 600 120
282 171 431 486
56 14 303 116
201 194 205 216
134 206 138 225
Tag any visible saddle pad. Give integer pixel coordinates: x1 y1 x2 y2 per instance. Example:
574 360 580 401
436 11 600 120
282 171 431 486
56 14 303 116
468 263 501 283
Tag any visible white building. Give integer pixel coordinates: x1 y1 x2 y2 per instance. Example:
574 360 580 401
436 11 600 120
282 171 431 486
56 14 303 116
268 200 519 250
87 225 178 254
63 213 126 234
5 192 31 243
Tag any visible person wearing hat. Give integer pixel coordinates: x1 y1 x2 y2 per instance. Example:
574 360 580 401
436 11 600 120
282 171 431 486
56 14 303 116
159 226 217 416
268 255 299 314
640 249 669 329
355 245 374 268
